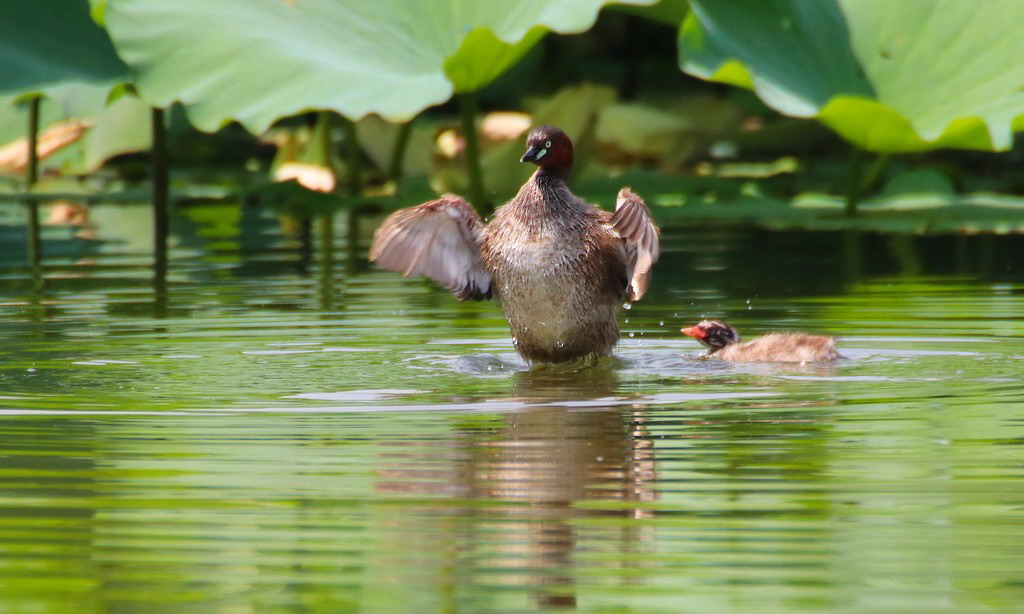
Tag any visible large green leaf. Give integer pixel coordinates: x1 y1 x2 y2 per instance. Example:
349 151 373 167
80 93 152 171
0 0 133 177
679 0 1024 152
104 0 656 133
0 0 128 97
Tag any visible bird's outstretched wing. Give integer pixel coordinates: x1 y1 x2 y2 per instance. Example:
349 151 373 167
606 187 660 301
370 195 491 300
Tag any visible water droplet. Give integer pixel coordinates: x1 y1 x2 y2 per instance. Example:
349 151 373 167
623 302 632 310
659 321 664 326
628 332 635 338
26 368 35 373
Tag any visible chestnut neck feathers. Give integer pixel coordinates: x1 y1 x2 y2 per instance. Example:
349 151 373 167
521 125 573 181
508 126 584 228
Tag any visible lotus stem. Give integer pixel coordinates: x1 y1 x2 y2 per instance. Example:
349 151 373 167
151 107 169 280
308 110 333 168
458 93 488 212
25 95 41 268
861 153 890 196
843 230 863 281
845 149 891 216
844 147 866 216
388 119 414 183
341 115 362 197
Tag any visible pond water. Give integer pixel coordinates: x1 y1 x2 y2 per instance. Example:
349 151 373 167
0 202 1022 612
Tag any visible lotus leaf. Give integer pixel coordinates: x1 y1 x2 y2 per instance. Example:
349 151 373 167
105 0 656 133
81 94 152 172
0 0 128 98
679 0 1024 152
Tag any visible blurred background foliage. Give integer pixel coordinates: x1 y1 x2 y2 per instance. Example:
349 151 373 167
5 0 1024 231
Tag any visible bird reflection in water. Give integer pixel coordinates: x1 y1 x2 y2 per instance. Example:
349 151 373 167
374 363 657 609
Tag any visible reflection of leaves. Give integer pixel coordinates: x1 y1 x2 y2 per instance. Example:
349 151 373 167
105 0 656 133
679 0 1024 152
252 180 343 215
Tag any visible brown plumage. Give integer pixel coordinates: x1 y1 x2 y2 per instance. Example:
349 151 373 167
681 320 840 363
370 125 659 364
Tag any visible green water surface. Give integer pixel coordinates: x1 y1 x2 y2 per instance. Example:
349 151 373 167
0 203 1021 612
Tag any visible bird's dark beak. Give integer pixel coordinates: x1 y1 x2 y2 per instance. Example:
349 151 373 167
520 145 543 164
681 326 705 339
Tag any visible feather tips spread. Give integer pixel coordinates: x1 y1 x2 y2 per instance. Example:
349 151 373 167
369 195 491 300
607 187 660 301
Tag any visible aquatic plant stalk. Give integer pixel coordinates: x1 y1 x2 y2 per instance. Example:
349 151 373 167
151 107 169 278
387 120 413 183
861 153 891 195
844 148 865 216
341 115 362 197
459 93 488 212
846 149 890 216
25 95 41 268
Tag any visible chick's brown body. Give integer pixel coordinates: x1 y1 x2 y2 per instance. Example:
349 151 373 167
714 332 839 363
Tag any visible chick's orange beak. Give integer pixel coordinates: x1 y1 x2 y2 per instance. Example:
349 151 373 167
680 326 705 339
